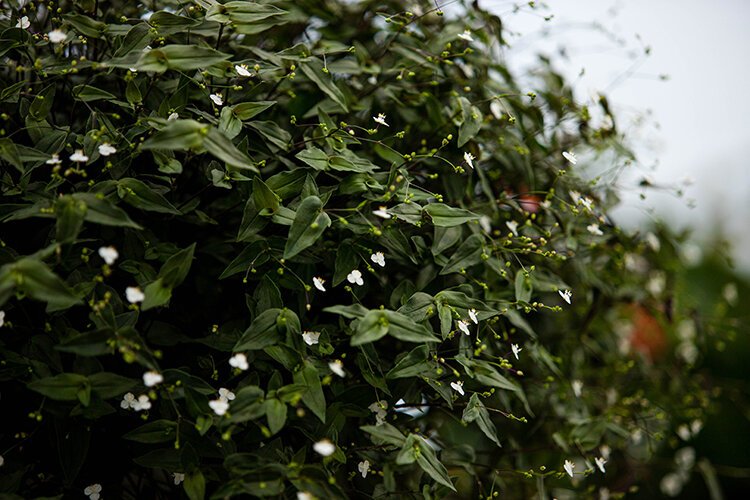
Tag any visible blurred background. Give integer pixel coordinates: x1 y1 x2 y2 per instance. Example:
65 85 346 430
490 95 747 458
478 0 750 497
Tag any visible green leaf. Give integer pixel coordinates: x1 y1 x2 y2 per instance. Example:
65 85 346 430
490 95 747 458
28 373 89 401
218 106 242 139
117 178 181 214
295 147 329 170
232 101 276 120
424 203 480 227
123 420 178 443
89 372 137 398
184 470 206 500
252 177 280 213
159 243 196 288
136 45 230 72
350 310 389 346
141 119 206 150
0 258 81 311
462 393 501 446
412 435 457 491
361 423 406 447
294 362 326 423
204 128 258 172
514 271 533 303
71 193 142 229
300 58 348 111
440 234 484 275
264 399 287 435
457 97 482 147
213 1 291 35
55 195 87 243
247 121 291 151
141 278 172 310
56 329 113 356
29 84 55 121
322 304 369 319
149 11 202 34
0 137 23 172
387 345 432 379
72 84 116 102
234 309 282 351
333 244 358 286
64 13 105 38
283 196 331 259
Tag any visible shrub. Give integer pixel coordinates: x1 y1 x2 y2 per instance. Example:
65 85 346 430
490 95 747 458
0 1 716 498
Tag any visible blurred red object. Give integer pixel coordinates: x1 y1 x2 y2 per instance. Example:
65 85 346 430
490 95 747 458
628 304 667 361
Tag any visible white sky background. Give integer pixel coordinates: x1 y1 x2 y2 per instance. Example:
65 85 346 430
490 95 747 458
476 0 750 270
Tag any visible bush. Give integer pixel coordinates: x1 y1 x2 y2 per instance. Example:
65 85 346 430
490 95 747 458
0 1 719 498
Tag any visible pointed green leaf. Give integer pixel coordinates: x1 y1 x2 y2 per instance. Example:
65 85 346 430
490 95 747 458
283 196 331 259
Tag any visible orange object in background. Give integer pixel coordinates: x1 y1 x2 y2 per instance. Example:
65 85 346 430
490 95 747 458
628 304 668 361
518 193 542 213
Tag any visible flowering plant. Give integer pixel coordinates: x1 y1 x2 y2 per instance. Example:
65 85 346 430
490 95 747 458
0 0 719 498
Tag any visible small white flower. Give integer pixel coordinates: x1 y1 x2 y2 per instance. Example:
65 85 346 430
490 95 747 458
511 343 522 360
313 438 336 457
562 151 577 165
129 67 138 73
463 151 475 169
84 483 102 500
143 371 163 387
595 456 607 473
126 286 145 303
302 330 320 346
297 493 314 500
368 401 388 426
218 388 235 401
313 276 326 292
235 64 252 77
468 308 478 324
450 380 465 396
690 419 703 435
48 29 67 44
347 269 364 286
645 232 661 252
358 460 370 478
373 113 389 127
600 444 611 460
587 223 603 236
569 190 582 205
559 289 572 305
580 196 593 211
479 215 492 233
0 310 5 328
370 252 385 267
661 472 683 496
16 16 30 29
46 154 62 165
210 93 223 106
98 246 119 265
69 149 89 163
121 392 136 409
506 220 518 236
229 353 249 371
173 472 185 485
373 206 391 219
457 30 474 42
677 424 691 441
168 112 179 121
563 459 575 478
132 394 151 411
98 143 117 156
329 360 346 378
457 319 471 336
209 398 230 416
572 379 583 398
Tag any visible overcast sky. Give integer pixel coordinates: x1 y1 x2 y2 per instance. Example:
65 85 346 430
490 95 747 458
480 0 750 270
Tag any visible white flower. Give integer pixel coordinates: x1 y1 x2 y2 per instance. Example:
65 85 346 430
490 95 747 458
457 319 471 336
572 379 583 398
98 143 117 156
511 343 522 360
676 424 691 441
580 196 593 211
468 308 478 324
229 353 249 371
209 398 230 416
313 439 335 456
168 112 179 121
370 252 385 267
645 232 661 252
373 113 389 127
457 30 474 42
562 151 577 165
143 371 163 387
600 444 612 460
368 401 388 426
0 310 4 328
84 483 102 500
48 29 67 44
587 223 603 236
313 276 326 292
235 64 251 77
218 388 235 401
347 269 364 286
132 394 151 411
373 206 391 219
16 16 30 29
358 460 370 478
121 392 136 409
329 360 345 377
173 472 185 485
302 330 320 346
569 190 581 205
690 419 703 435
563 459 575 478
69 149 89 163
595 456 607 473
45 154 62 165
450 380 465 396
126 286 145 303
660 472 683 496
506 220 518 236
297 493 314 500
129 67 138 73
98 246 119 265
559 289 572 305
210 93 223 106
479 215 492 233
463 151 475 169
